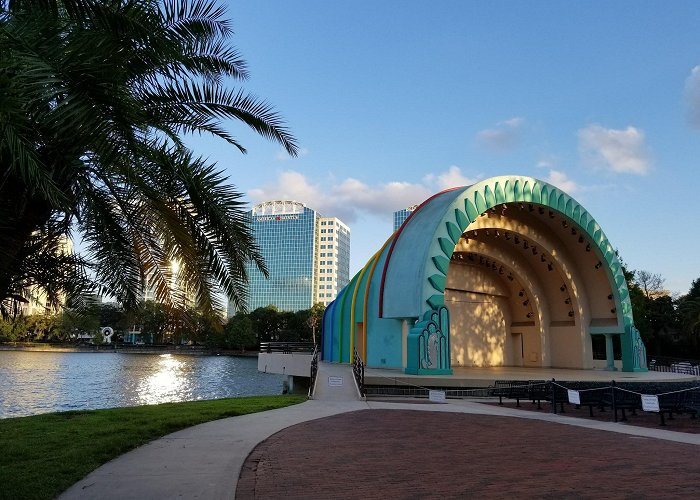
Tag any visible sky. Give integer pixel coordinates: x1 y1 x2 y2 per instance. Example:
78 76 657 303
187 1 700 296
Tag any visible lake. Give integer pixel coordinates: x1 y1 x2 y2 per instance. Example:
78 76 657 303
0 350 285 418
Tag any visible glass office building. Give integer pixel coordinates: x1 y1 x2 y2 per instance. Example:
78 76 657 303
229 200 350 315
393 205 418 232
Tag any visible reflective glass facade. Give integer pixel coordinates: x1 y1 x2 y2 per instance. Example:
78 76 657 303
247 204 317 312
393 205 418 232
228 201 350 315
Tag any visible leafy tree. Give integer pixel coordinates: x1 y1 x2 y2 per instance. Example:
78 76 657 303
0 315 29 342
306 302 326 344
99 304 128 331
59 307 100 341
25 314 62 341
134 301 170 343
249 305 283 343
178 306 223 344
224 314 255 351
0 0 297 318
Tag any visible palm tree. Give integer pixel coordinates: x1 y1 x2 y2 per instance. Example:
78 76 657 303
0 0 298 316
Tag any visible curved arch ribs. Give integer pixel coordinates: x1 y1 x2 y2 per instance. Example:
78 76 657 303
420 176 646 372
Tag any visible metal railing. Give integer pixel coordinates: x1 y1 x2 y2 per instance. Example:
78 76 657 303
308 345 319 398
648 356 700 376
352 347 366 397
259 342 316 354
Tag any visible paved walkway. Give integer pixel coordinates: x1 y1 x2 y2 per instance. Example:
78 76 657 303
60 374 700 499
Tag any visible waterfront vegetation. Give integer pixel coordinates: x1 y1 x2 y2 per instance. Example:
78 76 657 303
0 302 325 351
0 395 305 500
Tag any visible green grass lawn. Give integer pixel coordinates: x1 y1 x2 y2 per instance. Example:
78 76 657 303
0 395 306 500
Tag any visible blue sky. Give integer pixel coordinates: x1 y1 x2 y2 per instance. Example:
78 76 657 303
189 1 700 295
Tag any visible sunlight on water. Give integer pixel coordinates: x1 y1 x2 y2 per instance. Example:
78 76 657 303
137 354 190 405
0 351 285 418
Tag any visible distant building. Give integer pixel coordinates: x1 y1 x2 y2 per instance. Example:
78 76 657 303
228 200 350 316
393 205 418 232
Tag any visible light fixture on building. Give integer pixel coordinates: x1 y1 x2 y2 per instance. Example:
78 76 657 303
562 220 568 228
595 261 602 269
523 241 529 250
507 273 514 281
585 244 591 252
472 230 478 237
549 211 555 219
526 312 534 318
560 284 567 292
523 299 529 306
578 236 584 244
611 308 617 314
505 232 511 240
564 298 571 304
538 207 545 215
528 204 534 212
519 289 525 297
499 266 504 275
540 254 546 263
568 311 574 318
514 236 520 244
607 294 613 300
532 247 537 255
547 263 553 271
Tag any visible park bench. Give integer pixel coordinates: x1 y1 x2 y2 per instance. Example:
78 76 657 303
492 380 531 406
681 389 700 419
571 385 609 417
601 386 640 422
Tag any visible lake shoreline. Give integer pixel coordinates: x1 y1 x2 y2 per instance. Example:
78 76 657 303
0 342 258 357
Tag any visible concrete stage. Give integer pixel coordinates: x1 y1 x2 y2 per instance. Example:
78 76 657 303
364 366 699 389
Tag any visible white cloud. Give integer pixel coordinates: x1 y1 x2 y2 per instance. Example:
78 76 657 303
476 117 525 152
577 124 651 175
248 166 479 223
544 170 579 194
536 154 559 169
426 165 479 190
684 65 700 128
275 147 309 161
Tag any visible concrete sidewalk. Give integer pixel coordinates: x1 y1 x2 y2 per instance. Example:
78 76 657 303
61 397 700 499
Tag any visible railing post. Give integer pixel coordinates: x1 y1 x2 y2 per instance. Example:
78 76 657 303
551 378 556 414
611 380 617 423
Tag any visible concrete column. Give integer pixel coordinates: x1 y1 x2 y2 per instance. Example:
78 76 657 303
604 334 617 371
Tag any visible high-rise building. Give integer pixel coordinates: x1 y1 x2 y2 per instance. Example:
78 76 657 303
228 200 350 316
393 205 418 232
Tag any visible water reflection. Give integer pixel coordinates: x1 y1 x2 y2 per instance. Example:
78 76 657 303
0 351 285 418
136 354 191 405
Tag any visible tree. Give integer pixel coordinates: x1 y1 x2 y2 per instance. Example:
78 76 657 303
249 305 283 344
635 270 667 300
224 314 255 351
134 301 170 343
306 302 326 344
0 0 298 317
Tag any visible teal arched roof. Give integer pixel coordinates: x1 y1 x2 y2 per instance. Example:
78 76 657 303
321 175 646 372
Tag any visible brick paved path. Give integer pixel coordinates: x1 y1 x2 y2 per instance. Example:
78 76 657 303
237 409 700 499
